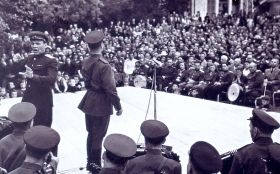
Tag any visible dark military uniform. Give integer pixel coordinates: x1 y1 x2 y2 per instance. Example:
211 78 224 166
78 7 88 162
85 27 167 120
159 66 177 88
99 168 121 174
243 70 264 107
78 31 122 173
16 54 57 127
9 162 44 174
180 69 204 95
0 103 36 172
208 70 233 100
14 32 58 127
229 109 280 174
194 70 219 98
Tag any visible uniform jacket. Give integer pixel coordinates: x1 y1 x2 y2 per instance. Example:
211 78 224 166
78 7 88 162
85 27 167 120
161 66 177 81
229 137 273 174
99 168 121 174
78 54 122 116
203 70 219 85
264 67 280 91
0 131 26 172
218 70 234 87
244 70 264 91
181 69 204 83
15 53 58 108
123 149 181 174
8 162 42 174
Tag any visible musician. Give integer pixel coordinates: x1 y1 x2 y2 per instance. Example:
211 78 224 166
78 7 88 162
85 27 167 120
242 62 264 107
100 134 137 174
123 120 181 174
264 58 280 95
228 109 280 174
0 102 36 173
187 141 222 174
207 63 233 101
9 126 60 174
131 62 147 78
78 31 123 174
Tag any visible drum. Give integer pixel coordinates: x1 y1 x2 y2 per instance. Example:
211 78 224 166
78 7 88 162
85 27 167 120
133 75 147 88
227 83 242 102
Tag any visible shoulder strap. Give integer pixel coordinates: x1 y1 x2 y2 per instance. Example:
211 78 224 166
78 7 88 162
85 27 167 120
156 158 168 174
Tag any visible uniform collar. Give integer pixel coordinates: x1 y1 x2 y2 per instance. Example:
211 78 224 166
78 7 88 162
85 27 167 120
253 136 273 145
146 149 162 156
21 162 42 171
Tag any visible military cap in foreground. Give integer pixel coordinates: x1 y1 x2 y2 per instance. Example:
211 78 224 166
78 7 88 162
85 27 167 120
8 102 36 123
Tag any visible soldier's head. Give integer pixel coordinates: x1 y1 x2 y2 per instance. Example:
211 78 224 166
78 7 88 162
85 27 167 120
84 31 104 53
103 134 136 168
8 102 36 131
187 141 222 174
28 31 49 55
248 109 279 141
141 120 169 148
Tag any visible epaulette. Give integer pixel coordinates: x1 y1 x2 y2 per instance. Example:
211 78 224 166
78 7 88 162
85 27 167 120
237 143 253 152
45 54 55 59
99 57 109 64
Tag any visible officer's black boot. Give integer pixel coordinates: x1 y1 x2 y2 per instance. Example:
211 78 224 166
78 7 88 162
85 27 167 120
90 149 102 174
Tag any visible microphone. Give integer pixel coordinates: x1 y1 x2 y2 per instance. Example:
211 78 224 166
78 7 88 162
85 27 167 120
152 58 163 67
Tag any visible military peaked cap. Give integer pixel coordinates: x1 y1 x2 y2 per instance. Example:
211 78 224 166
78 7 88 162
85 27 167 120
29 31 50 43
141 120 169 139
8 102 36 123
249 109 280 130
84 30 104 44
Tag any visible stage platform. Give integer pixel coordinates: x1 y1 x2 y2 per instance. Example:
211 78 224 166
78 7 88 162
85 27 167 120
0 86 280 174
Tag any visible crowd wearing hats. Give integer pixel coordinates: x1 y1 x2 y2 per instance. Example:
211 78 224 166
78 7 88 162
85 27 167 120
1 10 280 109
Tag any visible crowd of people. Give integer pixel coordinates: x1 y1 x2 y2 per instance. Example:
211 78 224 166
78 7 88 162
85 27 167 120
1 10 280 110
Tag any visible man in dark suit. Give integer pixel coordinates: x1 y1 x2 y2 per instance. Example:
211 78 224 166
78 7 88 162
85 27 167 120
0 102 35 173
229 109 280 174
13 31 58 127
264 58 280 94
123 120 181 174
78 30 123 174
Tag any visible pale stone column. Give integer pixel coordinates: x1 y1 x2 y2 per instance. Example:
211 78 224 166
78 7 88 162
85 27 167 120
215 0 219 15
228 0 233 14
239 0 244 12
191 0 195 16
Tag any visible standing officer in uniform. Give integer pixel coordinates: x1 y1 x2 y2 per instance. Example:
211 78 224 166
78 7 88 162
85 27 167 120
13 31 58 127
0 102 36 173
123 120 181 174
187 141 222 174
9 126 60 174
78 30 123 174
229 109 280 174
99 134 137 174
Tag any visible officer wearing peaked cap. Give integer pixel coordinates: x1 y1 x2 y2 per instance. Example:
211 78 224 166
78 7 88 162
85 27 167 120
124 120 181 174
0 102 36 173
78 30 122 174
99 134 137 174
9 126 60 174
187 141 222 174
229 109 280 174
12 31 58 127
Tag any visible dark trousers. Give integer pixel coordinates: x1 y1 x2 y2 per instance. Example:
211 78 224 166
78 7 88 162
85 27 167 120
207 85 228 101
33 106 53 127
85 115 110 167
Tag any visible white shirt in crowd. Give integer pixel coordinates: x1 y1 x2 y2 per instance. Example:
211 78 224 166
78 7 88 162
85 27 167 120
124 58 137 75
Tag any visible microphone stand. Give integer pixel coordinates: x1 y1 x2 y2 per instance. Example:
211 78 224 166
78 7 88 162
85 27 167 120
154 65 157 120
